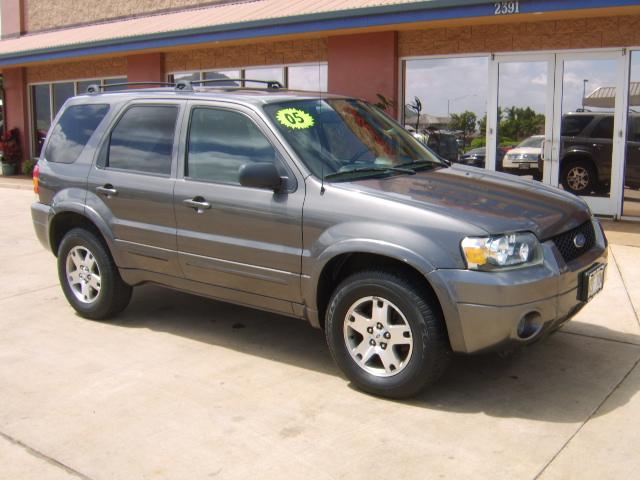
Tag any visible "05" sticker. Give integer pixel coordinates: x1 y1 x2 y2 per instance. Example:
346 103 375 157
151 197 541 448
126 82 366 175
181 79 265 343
276 108 315 130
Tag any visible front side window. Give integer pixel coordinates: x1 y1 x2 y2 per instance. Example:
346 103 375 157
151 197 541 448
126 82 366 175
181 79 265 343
187 108 281 184
590 116 614 139
108 105 178 175
561 115 593 136
264 99 444 180
45 104 109 163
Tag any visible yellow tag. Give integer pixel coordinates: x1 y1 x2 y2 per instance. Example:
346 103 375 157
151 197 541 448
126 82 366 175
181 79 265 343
276 108 315 130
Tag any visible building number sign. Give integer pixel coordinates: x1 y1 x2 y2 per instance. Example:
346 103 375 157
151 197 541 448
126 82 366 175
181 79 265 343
494 1 520 15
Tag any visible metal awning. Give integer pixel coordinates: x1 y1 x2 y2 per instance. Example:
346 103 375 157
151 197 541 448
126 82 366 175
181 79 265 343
0 0 637 67
583 82 640 108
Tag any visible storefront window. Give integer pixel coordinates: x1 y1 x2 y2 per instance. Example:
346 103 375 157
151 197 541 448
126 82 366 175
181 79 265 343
288 64 328 92
169 63 327 90
203 69 241 86
403 57 489 163
53 82 75 114
103 77 128 91
30 76 127 157
32 84 52 156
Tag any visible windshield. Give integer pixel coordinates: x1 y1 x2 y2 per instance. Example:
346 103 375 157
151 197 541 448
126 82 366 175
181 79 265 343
517 136 544 148
263 99 444 180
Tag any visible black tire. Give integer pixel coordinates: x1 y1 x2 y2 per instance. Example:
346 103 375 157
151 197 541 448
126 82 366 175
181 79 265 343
325 270 451 399
57 228 132 320
561 158 597 195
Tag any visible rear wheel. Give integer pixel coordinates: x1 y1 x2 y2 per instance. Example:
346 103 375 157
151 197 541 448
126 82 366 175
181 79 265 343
561 158 597 195
325 270 451 398
57 228 132 320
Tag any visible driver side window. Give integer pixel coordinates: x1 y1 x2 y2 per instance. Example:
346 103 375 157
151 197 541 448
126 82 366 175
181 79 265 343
186 107 285 184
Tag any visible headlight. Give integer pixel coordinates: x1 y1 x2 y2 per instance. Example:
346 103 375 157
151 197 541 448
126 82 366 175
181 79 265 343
461 233 542 271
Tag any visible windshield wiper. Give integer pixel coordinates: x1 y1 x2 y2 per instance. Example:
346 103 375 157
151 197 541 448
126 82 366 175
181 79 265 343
324 166 416 180
397 159 446 170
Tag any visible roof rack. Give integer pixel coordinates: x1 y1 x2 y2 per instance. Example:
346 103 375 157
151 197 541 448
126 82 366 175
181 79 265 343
85 78 284 94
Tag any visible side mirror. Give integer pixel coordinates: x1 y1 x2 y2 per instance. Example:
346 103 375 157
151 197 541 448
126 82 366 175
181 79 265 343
239 162 284 192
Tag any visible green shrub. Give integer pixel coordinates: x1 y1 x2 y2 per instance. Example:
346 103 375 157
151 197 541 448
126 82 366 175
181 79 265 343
22 158 36 176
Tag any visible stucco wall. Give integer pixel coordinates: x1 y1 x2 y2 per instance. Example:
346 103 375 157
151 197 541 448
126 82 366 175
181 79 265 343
398 14 640 57
25 0 246 33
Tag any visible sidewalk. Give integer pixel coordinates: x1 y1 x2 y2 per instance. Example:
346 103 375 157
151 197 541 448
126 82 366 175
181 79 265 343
0 175 33 191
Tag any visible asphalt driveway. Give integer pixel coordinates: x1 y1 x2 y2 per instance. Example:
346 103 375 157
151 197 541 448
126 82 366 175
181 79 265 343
1 186 639 479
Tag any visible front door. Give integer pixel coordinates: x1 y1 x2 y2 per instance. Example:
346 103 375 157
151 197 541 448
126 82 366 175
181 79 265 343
173 102 304 307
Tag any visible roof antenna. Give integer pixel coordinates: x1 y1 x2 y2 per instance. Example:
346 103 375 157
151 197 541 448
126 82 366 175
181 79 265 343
319 64 326 195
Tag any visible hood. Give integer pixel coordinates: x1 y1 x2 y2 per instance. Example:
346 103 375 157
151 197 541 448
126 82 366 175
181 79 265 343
333 165 591 240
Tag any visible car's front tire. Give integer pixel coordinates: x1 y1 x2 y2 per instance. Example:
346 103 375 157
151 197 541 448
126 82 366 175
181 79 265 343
561 158 597 195
57 228 132 320
325 270 451 398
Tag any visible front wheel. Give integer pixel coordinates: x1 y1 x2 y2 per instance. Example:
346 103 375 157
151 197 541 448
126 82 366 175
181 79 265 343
57 228 132 320
325 270 451 398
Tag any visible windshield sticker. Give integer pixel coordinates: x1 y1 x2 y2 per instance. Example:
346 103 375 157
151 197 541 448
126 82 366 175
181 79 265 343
276 108 315 130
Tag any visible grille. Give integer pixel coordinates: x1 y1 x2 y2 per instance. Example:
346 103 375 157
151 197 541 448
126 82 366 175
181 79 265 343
551 221 596 264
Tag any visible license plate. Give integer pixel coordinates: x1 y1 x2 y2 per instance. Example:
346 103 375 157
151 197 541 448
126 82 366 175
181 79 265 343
578 264 606 302
518 163 530 169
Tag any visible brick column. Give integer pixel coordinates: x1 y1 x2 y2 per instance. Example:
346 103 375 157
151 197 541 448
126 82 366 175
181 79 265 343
126 53 165 87
3 67 30 162
1 0 25 39
328 31 398 116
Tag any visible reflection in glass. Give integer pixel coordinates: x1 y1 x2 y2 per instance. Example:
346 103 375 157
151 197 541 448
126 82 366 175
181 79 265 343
53 82 75 115
244 67 284 87
403 57 488 164
45 104 109 164
76 80 98 95
624 51 640 217
103 77 128 90
559 59 617 198
497 61 547 181
170 72 201 84
203 69 241 86
32 84 51 156
287 64 328 92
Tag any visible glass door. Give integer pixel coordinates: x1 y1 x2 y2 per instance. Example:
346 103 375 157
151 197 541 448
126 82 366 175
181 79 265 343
487 54 554 183
623 51 640 219
551 51 626 216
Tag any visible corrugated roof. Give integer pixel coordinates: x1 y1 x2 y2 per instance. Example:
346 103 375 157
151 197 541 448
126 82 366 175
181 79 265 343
0 0 427 59
584 82 640 108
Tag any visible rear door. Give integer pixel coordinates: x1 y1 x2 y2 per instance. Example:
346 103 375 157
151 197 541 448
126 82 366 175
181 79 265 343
173 101 304 305
86 100 185 276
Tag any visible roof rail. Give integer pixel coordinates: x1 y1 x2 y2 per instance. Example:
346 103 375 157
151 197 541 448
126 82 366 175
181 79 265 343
191 78 284 89
86 81 175 93
85 78 284 94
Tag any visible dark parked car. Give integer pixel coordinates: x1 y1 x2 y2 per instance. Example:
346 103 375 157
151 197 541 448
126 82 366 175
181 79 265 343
425 130 459 163
556 112 640 195
458 146 506 171
32 82 607 398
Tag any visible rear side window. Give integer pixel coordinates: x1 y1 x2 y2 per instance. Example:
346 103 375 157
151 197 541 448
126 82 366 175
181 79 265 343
590 116 614 139
186 107 281 184
108 105 178 175
44 104 109 163
561 116 593 137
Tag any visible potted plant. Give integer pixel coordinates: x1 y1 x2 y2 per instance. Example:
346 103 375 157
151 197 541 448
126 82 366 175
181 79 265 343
0 128 22 176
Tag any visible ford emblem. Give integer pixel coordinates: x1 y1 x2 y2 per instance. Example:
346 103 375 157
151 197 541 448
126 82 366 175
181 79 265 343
573 233 586 248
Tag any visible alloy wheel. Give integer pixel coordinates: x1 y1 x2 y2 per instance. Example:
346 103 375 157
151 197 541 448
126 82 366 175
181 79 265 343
65 246 102 304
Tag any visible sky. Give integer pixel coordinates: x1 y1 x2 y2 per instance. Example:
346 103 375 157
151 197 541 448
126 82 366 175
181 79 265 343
404 56 619 126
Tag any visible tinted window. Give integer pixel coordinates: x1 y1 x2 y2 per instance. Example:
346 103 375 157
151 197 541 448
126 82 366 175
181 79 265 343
108 105 178 175
45 104 109 164
590 116 614 139
32 84 51 156
187 108 280 184
561 115 593 136
53 82 75 115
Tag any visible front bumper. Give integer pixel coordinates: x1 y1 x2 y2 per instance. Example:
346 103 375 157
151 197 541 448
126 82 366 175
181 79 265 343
427 219 608 354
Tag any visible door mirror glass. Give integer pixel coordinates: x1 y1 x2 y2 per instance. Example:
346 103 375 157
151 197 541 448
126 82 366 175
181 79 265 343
239 162 283 192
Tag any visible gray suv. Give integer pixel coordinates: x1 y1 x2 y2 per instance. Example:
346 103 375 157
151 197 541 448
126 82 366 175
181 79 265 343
31 82 608 398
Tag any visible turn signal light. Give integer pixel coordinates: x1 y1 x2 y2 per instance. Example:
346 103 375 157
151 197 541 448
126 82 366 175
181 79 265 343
33 163 40 194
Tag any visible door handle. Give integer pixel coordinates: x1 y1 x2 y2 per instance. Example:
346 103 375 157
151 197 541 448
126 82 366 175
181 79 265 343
183 197 211 212
96 185 118 197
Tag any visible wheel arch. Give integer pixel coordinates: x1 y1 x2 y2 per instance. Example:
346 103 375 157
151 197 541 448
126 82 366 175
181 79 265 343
49 206 116 261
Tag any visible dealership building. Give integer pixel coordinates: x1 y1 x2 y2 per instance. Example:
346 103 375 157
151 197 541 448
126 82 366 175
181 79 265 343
1 0 639 218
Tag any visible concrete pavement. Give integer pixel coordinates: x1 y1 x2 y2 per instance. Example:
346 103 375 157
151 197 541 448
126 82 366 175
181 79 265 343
1 187 639 480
